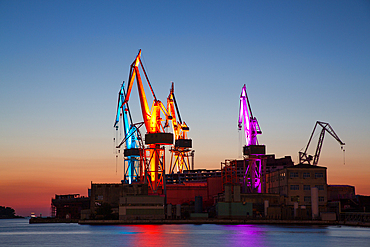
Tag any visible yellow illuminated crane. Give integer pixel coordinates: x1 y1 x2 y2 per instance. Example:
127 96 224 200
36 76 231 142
166 82 193 173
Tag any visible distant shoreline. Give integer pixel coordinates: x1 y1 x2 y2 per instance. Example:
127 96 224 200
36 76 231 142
29 218 370 227
0 216 24 219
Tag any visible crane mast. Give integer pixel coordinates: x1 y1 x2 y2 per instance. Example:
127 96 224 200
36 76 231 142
238 84 266 193
122 50 173 193
299 121 345 166
166 82 193 173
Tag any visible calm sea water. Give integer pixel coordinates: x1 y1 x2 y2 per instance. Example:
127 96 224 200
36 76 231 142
1 219 370 247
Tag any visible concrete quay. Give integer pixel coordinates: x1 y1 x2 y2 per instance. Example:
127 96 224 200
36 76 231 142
29 217 370 227
78 219 370 227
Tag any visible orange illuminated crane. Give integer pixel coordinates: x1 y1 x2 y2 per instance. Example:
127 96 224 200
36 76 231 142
166 82 192 174
123 50 173 193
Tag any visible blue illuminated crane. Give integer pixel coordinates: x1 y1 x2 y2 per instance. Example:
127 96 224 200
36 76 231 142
114 82 143 184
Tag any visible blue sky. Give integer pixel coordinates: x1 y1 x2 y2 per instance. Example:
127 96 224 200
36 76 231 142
1 0 370 215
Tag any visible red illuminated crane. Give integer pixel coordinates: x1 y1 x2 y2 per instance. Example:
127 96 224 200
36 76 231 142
166 82 192 174
123 50 173 193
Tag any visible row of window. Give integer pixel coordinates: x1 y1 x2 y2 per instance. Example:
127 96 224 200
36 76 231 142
269 172 324 182
269 173 286 182
305 196 325 202
290 172 324 179
291 196 325 202
290 185 324 190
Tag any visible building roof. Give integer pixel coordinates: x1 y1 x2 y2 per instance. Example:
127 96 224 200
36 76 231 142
291 163 327 169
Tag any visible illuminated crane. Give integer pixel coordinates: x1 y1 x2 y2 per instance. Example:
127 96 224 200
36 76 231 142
122 50 173 193
299 121 345 166
166 82 192 174
238 84 266 193
114 82 144 184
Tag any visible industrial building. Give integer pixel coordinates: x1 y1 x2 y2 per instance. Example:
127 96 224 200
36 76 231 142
51 194 90 219
265 164 328 219
266 164 327 207
88 183 167 220
328 185 356 201
119 195 165 220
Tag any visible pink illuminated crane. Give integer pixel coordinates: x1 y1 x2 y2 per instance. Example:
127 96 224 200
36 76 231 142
238 84 266 193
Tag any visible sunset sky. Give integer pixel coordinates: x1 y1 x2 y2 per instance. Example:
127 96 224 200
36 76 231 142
1 0 369 217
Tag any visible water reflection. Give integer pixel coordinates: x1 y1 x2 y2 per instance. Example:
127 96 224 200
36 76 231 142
1 219 370 247
223 225 267 246
113 224 370 247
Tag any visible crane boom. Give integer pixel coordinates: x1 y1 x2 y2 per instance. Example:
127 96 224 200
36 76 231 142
299 121 345 166
114 82 139 149
122 49 171 135
238 84 262 147
166 82 190 141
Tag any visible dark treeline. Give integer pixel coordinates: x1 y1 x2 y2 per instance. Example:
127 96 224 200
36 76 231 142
0 206 21 218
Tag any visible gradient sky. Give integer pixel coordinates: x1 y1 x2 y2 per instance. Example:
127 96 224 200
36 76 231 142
1 0 369 216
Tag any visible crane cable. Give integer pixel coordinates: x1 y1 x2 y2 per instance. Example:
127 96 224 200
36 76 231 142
139 55 157 101
342 145 346 165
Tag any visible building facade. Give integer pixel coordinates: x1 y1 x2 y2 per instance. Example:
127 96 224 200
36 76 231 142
51 194 90 219
266 164 327 209
328 185 356 201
